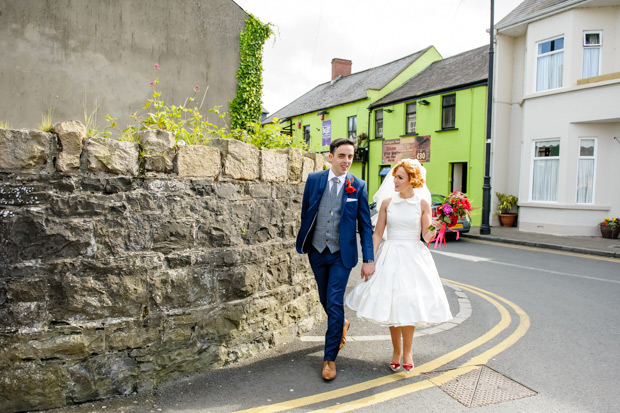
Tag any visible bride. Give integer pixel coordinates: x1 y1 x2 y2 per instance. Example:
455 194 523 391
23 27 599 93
345 159 453 372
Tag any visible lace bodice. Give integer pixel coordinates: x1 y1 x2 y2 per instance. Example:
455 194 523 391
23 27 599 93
386 192 422 241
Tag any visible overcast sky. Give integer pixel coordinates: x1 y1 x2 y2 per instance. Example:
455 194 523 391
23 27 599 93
232 0 524 115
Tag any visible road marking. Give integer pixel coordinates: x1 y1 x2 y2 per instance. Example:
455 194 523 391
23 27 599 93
300 282 472 343
432 242 620 284
430 250 491 262
463 238 620 263
234 281 512 413
314 280 530 412
490 260 620 285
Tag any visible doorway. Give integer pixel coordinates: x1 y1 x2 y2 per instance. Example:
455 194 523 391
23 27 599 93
450 162 467 193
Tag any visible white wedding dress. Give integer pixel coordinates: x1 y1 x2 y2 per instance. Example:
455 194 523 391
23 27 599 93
345 192 453 327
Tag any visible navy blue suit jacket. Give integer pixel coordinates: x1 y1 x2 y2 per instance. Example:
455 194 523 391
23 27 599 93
296 170 374 269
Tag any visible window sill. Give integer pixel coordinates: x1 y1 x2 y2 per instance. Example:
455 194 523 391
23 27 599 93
399 133 418 138
518 202 610 211
435 128 458 133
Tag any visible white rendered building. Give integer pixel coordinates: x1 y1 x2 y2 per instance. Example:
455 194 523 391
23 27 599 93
492 0 620 235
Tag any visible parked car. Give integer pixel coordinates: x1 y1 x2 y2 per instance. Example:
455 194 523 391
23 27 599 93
431 193 471 235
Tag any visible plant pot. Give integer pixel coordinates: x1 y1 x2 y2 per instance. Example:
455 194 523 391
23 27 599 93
599 224 620 239
498 213 517 227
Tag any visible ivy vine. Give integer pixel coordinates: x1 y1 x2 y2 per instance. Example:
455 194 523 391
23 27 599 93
230 14 273 131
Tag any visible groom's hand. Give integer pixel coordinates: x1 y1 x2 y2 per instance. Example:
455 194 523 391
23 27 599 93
361 263 375 281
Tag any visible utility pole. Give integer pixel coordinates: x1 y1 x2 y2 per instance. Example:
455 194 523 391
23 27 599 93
480 0 494 235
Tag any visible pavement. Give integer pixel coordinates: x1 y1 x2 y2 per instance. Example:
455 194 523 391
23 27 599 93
461 225 620 258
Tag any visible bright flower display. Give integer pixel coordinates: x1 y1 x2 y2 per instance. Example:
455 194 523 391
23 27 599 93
428 190 473 248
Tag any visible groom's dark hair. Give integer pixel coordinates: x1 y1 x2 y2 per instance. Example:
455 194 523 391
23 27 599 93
329 138 356 154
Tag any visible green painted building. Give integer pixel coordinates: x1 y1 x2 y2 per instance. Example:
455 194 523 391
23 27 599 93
264 45 489 225
369 46 489 225
263 46 442 180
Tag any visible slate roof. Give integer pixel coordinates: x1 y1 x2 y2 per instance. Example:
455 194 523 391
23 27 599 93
496 0 587 30
263 46 434 124
370 46 489 108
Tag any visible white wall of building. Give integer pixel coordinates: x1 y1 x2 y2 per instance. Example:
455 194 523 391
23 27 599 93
493 5 620 236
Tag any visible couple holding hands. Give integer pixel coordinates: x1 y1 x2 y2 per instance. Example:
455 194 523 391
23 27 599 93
296 138 452 381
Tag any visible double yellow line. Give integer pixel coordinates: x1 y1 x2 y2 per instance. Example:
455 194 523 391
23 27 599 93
236 280 530 412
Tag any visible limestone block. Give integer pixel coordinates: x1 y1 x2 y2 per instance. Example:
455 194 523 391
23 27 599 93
214 138 259 180
300 157 314 182
276 147 303 182
260 150 288 182
175 145 221 177
52 121 86 172
138 129 176 172
85 137 139 176
304 151 325 172
0 128 53 171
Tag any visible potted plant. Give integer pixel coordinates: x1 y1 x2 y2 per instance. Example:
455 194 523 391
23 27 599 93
495 192 518 227
599 217 620 239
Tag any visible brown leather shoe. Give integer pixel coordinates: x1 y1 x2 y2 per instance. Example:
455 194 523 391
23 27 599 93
322 360 337 381
339 319 350 349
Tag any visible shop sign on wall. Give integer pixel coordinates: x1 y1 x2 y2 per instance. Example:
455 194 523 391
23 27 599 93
322 120 331 146
382 135 431 163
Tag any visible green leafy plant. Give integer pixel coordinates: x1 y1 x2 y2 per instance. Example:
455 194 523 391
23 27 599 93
496 192 518 214
232 116 305 150
229 14 274 131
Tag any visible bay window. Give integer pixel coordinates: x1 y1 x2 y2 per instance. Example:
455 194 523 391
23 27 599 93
536 37 564 91
582 32 601 79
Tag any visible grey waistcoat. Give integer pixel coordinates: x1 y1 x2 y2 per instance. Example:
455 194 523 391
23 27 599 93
311 181 342 253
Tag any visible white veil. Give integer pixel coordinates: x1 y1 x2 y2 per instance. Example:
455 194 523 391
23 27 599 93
371 158 431 226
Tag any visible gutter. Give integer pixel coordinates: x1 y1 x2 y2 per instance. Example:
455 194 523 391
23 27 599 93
496 0 590 33
369 79 488 110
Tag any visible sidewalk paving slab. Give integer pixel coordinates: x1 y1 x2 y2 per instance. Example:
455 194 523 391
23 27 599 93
462 226 620 259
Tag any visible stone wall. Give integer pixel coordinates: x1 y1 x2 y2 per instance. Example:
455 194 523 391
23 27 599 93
0 122 325 412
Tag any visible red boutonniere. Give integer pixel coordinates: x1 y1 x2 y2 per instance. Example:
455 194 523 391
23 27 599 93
345 178 357 194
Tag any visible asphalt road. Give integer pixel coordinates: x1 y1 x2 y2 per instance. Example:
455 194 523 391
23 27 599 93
50 239 620 413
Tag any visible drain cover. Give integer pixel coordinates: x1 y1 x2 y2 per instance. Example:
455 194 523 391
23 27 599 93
423 365 537 408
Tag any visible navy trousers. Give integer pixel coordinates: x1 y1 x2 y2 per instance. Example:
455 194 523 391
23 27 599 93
308 247 351 361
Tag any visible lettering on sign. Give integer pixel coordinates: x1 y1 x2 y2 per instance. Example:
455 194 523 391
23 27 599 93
322 120 331 146
382 135 431 163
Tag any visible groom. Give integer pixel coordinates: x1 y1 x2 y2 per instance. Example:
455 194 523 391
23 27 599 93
296 137 375 381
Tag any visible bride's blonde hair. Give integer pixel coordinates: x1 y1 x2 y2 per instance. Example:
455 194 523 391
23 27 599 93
393 160 425 189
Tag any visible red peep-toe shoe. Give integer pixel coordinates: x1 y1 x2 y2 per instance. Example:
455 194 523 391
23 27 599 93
389 362 401 372
402 363 414 373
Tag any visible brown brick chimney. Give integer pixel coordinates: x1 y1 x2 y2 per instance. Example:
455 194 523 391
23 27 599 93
331 58 352 80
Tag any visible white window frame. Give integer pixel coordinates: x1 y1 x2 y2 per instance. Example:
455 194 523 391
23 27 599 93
406 102 416 134
576 137 597 204
582 31 602 79
347 116 357 139
530 139 561 202
535 36 564 92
